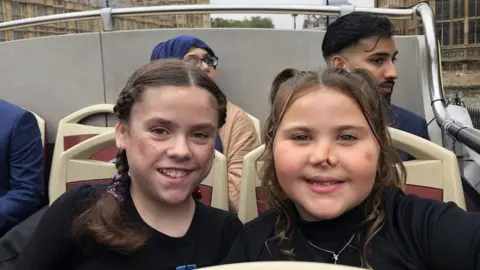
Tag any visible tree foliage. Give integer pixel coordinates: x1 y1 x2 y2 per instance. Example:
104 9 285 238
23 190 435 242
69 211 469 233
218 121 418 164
211 16 274 28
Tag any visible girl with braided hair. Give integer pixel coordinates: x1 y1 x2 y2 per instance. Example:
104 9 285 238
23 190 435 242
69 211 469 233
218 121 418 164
15 59 243 270
151 35 260 213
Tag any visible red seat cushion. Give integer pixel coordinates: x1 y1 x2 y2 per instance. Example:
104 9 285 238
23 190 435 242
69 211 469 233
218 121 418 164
404 185 443 201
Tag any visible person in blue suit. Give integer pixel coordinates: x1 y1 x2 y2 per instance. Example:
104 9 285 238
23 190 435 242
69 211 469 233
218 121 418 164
321 12 429 161
0 99 44 237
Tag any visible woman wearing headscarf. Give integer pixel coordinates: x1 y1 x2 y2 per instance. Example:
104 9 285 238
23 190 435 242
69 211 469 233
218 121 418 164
151 35 260 212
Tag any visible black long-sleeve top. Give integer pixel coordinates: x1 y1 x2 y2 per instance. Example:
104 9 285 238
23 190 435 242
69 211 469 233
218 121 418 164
14 184 243 270
226 188 480 269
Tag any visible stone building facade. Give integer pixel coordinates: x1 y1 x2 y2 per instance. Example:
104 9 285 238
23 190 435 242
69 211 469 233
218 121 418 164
375 0 480 107
0 0 210 42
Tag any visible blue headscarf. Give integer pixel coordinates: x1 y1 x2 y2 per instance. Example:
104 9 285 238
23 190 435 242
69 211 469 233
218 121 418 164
150 35 217 61
150 35 223 154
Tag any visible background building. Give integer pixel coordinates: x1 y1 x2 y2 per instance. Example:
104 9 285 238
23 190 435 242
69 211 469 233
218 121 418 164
0 0 210 42
375 0 480 107
303 0 352 30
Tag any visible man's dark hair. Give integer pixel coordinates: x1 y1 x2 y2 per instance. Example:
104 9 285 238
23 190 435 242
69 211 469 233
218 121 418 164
321 12 395 60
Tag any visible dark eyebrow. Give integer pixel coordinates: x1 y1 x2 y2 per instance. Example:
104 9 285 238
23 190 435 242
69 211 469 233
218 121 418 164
282 124 368 134
184 52 209 59
146 117 216 131
335 124 369 133
281 125 313 134
370 50 398 58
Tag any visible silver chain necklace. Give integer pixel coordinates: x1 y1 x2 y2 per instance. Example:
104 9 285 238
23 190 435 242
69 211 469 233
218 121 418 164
307 234 355 264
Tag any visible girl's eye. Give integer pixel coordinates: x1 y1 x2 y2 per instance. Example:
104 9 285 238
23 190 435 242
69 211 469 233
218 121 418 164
151 127 169 136
192 132 209 139
338 134 357 141
292 134 310 141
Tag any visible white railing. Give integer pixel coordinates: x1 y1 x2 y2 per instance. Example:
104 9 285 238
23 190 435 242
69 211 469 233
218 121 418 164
1 3 479 152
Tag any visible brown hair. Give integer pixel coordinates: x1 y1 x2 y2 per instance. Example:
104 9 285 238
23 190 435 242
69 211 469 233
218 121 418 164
261 67 406 267
72 59 228 254
268 68 313 106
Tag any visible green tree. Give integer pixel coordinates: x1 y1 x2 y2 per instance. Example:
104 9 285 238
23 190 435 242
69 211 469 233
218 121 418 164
211 16 274 28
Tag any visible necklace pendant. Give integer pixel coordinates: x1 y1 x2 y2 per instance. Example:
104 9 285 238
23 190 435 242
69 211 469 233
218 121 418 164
333 254 339 264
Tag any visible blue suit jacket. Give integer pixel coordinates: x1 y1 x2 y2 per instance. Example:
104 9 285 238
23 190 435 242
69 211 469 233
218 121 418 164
388 104 430 161
0 100 44 236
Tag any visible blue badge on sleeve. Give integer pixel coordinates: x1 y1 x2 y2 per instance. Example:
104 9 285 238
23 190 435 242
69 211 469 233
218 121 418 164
176 264 197 270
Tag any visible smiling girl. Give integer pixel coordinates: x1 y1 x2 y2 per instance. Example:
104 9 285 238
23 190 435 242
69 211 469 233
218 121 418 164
228 67 480 269
15 59 243 270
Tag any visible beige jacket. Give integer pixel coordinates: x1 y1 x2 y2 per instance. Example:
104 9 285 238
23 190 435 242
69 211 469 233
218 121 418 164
219 101 260 212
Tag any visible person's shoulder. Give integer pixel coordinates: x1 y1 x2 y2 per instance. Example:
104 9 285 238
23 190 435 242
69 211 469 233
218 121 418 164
244 211 277 239
382 187 466 223
195 201 243 228
51 184 107 212
0 99 31 121
225 102 250 121
389 104 426 124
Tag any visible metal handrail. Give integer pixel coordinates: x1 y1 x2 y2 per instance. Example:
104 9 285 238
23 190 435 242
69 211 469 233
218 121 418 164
0 4 415 31
0 3 479 152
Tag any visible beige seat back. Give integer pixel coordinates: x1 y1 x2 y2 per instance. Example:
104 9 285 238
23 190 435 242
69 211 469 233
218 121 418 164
49 104 117 202
238 127 465 223
200 262 364 270
200 150 229 211
389 127 466 209
247 113 262 143
28 110 46 148
50 130 117 203
238 144 265 223
50 130 229 210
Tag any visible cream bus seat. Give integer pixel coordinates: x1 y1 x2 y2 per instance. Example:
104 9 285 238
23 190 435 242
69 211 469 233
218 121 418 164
49 104 116 202
390 127 465 210
200 261 364 270
247 113 261 143
201 149 229 210
49 130 230 210
27 110 46 148
238 144 266 223
238 127 465 223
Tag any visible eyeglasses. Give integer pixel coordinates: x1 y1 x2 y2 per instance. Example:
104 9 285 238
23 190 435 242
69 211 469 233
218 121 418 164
184 56 219 69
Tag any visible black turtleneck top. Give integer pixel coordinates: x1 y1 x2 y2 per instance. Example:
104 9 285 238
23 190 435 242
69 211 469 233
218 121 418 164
225 188 480 270
15 184 243 270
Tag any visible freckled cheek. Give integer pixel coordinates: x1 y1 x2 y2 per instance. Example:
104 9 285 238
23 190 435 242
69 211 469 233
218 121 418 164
273 146 304 185
131 137 160 161
343 148 379 181
364 150 373 164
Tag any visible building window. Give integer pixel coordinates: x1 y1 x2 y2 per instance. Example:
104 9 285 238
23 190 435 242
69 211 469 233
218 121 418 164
438 22 450 45
468 19 480 43
454 0 465 18
12 3 21 20
467 62 480 70
0 3 4 22
436 0 450 20
75 22 84 33
470 0 480 17
454 21 464 44
0 32 5 42
13 30 23 40
88 20 95 31
36 6 45 16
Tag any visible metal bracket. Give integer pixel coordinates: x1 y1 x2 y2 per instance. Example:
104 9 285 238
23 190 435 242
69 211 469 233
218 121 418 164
100 7 113 31
413 2 429 20
339 4 355 16
443 119 459 139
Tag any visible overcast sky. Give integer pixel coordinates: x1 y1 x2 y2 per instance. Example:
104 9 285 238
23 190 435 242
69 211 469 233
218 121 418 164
210 0 374 29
